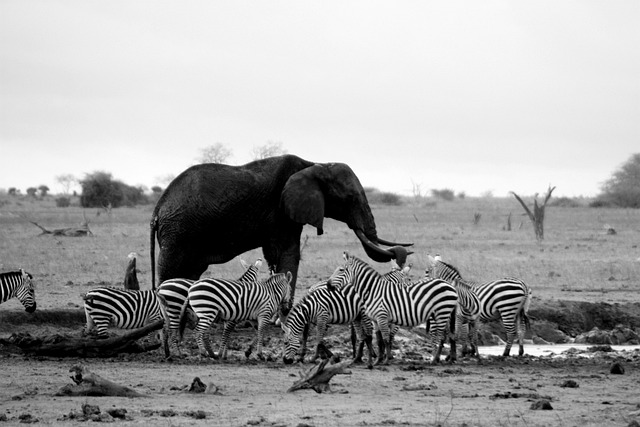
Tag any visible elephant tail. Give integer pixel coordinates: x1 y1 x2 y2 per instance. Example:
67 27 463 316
150 215 158 291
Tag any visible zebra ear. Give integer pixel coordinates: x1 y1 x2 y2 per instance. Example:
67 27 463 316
254 259 263 269
285 271 293 284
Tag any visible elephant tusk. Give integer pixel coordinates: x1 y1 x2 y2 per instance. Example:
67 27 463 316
355 229 396 263
375 237 413 247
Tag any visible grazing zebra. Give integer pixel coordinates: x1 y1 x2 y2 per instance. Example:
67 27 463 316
329 252 458 365
427 254 532 357
185 271 292 360
281 284 375 368
425 255 481 360
0 269 36 313
83 287 165 348
158 258 262 357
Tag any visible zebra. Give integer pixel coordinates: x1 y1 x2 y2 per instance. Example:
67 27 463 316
82 287 165 349
184 271 292 360
425 254 481 361
329 252 458 365
281 284 375 368
0 269 36 313
426 254 532 357
157 258 262 357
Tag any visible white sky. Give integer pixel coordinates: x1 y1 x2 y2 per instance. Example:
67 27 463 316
1 1 638 197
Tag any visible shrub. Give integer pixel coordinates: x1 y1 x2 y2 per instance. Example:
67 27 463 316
431 188 455 201
379 192 402 206
55 197 71 208
550 197 583 208
595 153 640 208
80 171 149 208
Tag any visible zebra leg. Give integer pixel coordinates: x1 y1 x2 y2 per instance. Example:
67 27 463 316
300 322 310 361
469 320 481 362
500 312 517 357
516 314 525 356
254 318 267 360
219 321 237 360
313 315 329 362
194 316 217 359
374 318 392 365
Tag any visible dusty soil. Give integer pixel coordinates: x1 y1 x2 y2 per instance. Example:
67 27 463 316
2 316 640 427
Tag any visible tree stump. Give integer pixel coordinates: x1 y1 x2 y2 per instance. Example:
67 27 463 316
287 357 352 393
1 320 163 357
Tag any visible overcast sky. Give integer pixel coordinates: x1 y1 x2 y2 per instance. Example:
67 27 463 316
1 1 638 197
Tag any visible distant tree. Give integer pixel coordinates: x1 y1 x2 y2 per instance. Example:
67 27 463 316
595 153 640 208
26 187 38 197
198 143 232 164
8 187 17 196
151 185 163 194
251 140 287 160
80 171 148 208
55 174 77 195
38 185 50 197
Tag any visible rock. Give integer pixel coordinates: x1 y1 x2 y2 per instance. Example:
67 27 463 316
560 380 579 388
610 362 625 375
532 336 551 345
530 399 553 410
611 325 640 345
574 327 613 345
628 420 640 427
533 320 570 343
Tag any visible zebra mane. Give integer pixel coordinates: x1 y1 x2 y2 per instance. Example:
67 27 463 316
436 259 462 278
346 254 383 277
1 270 31 280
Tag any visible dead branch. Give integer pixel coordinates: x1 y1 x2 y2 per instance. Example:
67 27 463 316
510 186 556 241
287 357 352 393
56 365 147 397
123 252 140 290
2 320 163 358
29 221 92 237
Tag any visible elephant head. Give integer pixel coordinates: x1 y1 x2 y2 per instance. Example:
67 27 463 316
280 162 411 263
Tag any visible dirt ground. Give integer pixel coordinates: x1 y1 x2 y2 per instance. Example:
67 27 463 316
2 320 640 427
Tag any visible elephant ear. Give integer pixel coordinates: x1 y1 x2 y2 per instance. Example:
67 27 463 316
281 166 325 234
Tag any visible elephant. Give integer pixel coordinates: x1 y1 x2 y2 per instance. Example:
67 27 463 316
150 154 412 305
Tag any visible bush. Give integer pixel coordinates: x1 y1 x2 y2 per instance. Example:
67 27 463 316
55 197 71 208
80 171 149 208
379 192 402 206
431 188 455 201
550 197 583 208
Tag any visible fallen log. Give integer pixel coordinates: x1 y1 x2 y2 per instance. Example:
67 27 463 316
30 220 92 237
2 320 163 358
56 365 147 397
287 357 352 393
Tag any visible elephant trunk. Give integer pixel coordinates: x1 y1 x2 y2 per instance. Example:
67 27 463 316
355 229 413 264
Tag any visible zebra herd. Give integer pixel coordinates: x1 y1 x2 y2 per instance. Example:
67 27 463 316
1 252 532 366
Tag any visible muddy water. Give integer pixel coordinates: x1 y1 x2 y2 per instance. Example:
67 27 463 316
480 343 640 357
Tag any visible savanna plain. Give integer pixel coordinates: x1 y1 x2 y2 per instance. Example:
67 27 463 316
1 196 639 426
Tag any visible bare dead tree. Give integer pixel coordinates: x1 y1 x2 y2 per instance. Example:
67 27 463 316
510 186 556 241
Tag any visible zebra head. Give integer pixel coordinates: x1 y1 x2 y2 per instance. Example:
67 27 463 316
281 300 306 364
17 269 36 313
326 251 355 291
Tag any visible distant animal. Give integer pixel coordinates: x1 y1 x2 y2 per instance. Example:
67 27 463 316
426 254 532 357
329 252 458 365
83 287 165 348
157 258 262 358
149 154 412 308
184 271 293 360
0 269 36 313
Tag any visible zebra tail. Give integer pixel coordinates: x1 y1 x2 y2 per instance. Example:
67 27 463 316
522 287 533 333
177 297 190 341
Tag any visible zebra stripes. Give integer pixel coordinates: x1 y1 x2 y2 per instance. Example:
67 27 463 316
329 252 458 365
186 271 292 359
158 258 262 357
427 255 532 357
82 287 164 342
0 269 36 313
282 284 375 367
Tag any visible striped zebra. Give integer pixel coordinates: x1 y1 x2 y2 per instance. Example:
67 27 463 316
329 252 458 365
0 269 36 313
158 258 262 357
425 254 481 361
427 254 532 357
185 271 292 359
281 284 375 368
82 287 165 348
